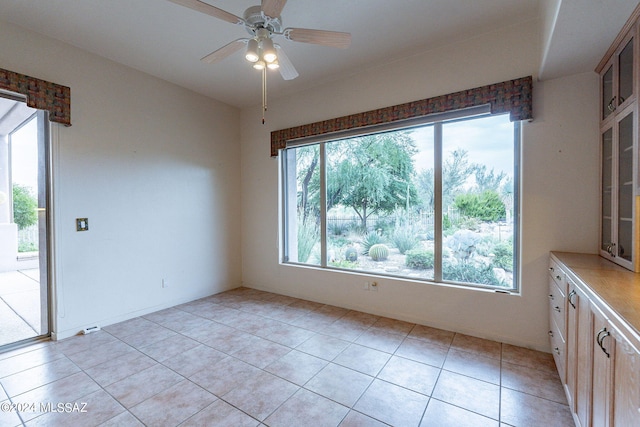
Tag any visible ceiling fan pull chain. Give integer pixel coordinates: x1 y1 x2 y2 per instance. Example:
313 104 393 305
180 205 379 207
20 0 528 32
262 67 267 124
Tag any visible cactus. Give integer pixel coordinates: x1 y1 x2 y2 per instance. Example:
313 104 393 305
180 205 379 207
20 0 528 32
369 244 389 261
345 246 358 262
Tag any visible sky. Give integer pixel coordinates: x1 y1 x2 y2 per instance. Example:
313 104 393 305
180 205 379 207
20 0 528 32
409 113 515 176
10 115 39 195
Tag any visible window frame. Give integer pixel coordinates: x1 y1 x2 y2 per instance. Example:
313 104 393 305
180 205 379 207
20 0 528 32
280 106 521 292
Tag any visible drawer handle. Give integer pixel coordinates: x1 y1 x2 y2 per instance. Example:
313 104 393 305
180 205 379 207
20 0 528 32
568 290 576 309
556 275 562 281
549 267 554 272
554 306 561 313
548 294 554 301
548 330 554 337
554 347 561 355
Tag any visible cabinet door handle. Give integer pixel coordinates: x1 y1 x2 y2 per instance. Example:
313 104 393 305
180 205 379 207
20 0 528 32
596 327 611 358
611 243 617 258
549 267 554 272
554 306 561 313
606 243 613 255
600 331 611 358
549 294 554 300
549 330 554 337
554 347 561 355
607 96 617 112
568 290 576 309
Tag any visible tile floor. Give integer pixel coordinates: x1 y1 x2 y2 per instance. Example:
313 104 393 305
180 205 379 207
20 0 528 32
0 287 574 426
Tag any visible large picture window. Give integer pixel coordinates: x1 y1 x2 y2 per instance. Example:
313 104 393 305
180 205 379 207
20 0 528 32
281 108 520 290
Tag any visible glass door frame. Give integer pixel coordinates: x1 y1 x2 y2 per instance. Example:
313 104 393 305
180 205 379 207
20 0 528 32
0 92 53 352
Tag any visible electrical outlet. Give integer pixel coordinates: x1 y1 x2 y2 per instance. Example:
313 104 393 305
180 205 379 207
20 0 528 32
370 281 378 291
162 278 170 288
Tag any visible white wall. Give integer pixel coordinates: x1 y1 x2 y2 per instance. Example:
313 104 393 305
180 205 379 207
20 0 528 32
240 19 600 351
0 23 242 339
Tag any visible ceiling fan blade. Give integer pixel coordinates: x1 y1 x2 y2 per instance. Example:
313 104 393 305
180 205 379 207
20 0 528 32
168 0 244 25
201 39 246 64
261 0 287 18
284 28 351 49
275 45 299 80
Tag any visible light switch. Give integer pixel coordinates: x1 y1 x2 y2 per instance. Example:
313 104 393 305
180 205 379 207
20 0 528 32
76 218 89 231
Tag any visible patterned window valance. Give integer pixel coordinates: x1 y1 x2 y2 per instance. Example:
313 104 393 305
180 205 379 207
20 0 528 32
271 76 532 157
0 68 71 126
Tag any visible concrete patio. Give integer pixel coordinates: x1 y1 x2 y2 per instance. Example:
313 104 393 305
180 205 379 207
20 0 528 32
0 268 41 347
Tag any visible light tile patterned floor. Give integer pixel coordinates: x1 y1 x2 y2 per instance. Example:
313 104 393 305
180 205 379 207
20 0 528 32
0 287 574 426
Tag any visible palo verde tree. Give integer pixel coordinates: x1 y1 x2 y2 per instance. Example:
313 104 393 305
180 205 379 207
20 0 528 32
416 149 477 212
295 145 320 224
324 132 419 230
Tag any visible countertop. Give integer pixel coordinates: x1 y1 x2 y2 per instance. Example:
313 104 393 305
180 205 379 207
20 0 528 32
551 252 640 341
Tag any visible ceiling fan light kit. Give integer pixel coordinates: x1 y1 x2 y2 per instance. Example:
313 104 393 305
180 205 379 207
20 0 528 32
168 0 352 122
245 38 260 62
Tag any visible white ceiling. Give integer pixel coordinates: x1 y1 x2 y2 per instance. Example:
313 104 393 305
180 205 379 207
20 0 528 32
0 0 638 108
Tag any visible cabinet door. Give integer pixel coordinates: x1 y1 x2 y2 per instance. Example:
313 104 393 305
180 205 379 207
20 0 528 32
575 291 593 427
618 36 634 108
610 324 640 427
565 281 581 413
601 126 614 256
592 304 613 427
616 109 634 263
602 62 615 120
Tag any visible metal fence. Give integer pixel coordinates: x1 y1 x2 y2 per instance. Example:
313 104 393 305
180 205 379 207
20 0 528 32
18 224 38 251
327 208 460 234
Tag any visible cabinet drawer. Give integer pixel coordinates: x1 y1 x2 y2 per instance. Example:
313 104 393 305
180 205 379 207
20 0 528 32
549 323 566 382
549 278 566 339
548 259 566 295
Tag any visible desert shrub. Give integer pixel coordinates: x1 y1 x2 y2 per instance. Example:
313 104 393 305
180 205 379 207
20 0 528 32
454 190 505 222
442 260 506 287
374 217 394 237
492 239 514 272
361 232 383 255
297 220 318 263
18 241 38 253
442 214 453 231
329 236 350 248
391 226 419 254
329 259 358 269
405 249 434 270
452 215 481 231
369 244 389 261
328 220 349 236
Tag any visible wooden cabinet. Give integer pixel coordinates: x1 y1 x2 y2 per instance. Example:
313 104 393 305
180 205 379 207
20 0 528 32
551 253 640 427
598 10 640 272
591 303 612 427
548 262 567 382
610 323 640 427
565 277 591 427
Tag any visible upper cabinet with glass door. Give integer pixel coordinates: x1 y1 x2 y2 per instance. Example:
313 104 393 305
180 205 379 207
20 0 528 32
597 14 640 272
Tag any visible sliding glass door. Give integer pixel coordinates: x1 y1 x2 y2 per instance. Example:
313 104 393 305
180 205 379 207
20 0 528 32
0 94 51 349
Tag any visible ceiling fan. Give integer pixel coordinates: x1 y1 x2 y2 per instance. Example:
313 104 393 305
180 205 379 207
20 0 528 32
168 0 352 81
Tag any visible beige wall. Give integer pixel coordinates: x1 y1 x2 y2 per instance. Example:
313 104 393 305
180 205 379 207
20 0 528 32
240 19 600 351
0 16 600 350
0 22 242 339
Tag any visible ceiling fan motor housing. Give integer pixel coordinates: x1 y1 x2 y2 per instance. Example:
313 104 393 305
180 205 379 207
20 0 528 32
244 5 282 36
